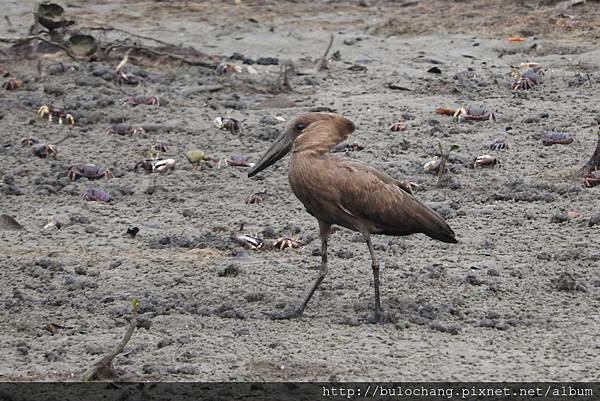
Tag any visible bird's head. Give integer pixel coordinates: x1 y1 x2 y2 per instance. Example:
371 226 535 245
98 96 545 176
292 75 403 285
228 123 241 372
248 112 355 177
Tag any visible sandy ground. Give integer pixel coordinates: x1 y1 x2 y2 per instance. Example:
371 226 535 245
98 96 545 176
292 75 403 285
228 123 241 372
0 0 599 381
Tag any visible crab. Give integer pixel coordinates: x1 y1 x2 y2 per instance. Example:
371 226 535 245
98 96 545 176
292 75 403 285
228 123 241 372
122 95 160 106
454 68 476 81
213 117 241 134
81 188 112 202
330 143 364 153
488 138 511 150
217 155 254 168
389 120 407 132
3 78 22 90
31 143 58 159
21 136 41 146
512 64 544 91
47 62 79 75
473 154 498 168
233 234 265 250
216 63 242 75
542 131 574 146
423 157 445 175
105 123 145 135
245 192 265 204
583 170 600 188
116 72 142 85
270 237 304 250
150 138 169 155
37 105 76 125
454 106 496 122
68 163 113 181
134 158 176 173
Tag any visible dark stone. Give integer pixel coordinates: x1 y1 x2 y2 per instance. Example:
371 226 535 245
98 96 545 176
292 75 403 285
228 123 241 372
256 57 279 65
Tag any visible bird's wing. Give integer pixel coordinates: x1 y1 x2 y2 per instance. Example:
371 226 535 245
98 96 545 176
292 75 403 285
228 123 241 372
333 159 457 242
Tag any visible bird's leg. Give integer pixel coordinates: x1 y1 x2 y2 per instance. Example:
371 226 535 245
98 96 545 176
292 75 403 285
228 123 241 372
364 233 384 324
266 222 330 320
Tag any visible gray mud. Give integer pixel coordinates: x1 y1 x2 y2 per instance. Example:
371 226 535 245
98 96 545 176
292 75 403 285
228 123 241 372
0 0 599 381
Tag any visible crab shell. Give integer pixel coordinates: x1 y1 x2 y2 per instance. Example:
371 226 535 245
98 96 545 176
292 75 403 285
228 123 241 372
473 154 498 168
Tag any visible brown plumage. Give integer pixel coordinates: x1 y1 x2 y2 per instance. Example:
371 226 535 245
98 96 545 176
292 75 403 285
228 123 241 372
248 112 457 323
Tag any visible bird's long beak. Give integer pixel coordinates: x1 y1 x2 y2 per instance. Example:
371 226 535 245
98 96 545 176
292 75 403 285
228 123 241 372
248 129 294 177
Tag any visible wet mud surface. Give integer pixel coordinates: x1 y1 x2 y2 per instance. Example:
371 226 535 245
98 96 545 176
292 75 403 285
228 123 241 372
0 0 599 381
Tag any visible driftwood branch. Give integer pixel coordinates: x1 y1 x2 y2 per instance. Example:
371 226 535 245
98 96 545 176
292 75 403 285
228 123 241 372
0 34 79 61
81 25 172 47
82 300 140 381
103 44 217 69
316 33 334 72
579 131 600 176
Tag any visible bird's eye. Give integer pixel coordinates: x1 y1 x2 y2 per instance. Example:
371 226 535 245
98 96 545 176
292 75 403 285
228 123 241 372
295 123 306 131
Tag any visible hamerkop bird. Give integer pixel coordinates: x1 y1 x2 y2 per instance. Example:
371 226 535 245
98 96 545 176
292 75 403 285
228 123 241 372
248 113 457 323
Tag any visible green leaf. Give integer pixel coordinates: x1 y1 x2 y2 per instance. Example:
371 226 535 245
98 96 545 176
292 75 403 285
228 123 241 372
450 144 460 152
132 298 141 311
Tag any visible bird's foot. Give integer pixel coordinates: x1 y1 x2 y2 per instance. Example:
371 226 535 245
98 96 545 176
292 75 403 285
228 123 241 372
263 309 303 320
365 310 384 325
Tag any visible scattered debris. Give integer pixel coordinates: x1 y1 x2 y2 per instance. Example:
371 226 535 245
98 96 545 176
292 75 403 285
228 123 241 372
0 214 23 231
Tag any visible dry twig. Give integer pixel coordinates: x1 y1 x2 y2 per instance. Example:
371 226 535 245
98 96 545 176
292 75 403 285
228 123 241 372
316 33 334 72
